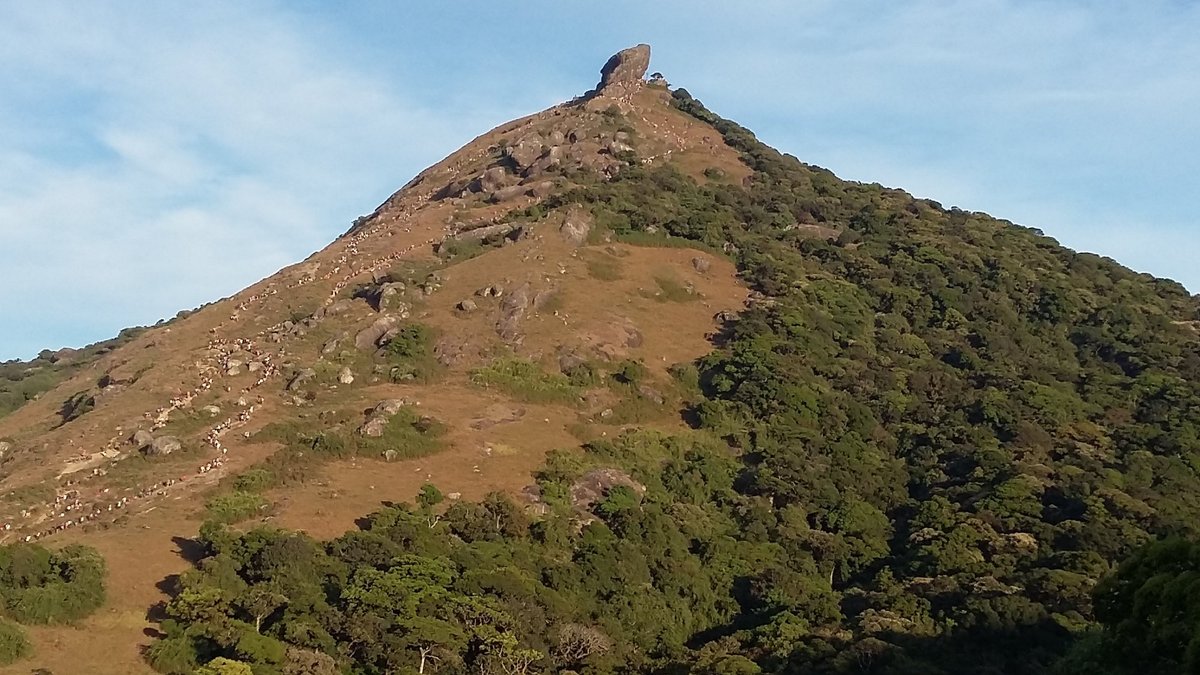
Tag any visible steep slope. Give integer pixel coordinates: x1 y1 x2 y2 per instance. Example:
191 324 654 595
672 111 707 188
0 45 755 674
1 44 1199 675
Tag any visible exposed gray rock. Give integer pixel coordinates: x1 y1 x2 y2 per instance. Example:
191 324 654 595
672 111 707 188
570 468 646 510
489 184 531 203
131 430 154 449
533 289 558 309
470 403 527 430
558 349 588 374
527 181 556 198
434 336 471 367
603 138 634 155
286 368 317 391
0 441 10 457
146 436 181 456
321 332 348 356
523 145 563 177
338 367 355 385
378 283 408 311
691 256 711 273
475 166 514 193
356 316 401 351
548 130 566 145
504 135 545 170
314 298 355 320
497 282 532 342
559 206 593 246
452 222 521 243
201 405 221 416
637 384 665 405
360 399 410 437
595 44 651 95
613 319 644 348
457 299 478 313
475 285 503 298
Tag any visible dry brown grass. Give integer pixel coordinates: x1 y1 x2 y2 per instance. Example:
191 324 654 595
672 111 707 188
0 79 754 674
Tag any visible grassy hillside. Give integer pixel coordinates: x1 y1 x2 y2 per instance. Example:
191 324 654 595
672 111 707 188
142 90 1200 675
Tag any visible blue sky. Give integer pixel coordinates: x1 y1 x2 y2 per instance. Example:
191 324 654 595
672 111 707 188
0 1 1196 360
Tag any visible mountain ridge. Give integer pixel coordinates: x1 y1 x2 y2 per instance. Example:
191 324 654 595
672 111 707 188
0 45 1197 674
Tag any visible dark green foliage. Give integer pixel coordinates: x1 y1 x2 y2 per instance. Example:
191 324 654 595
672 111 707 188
384 322 442 383
0 619 29 666
151 93 1200 674
151 432 756 674
1058 537 1200 674
0 330 143 421
205 491 270 525
0 541 106 665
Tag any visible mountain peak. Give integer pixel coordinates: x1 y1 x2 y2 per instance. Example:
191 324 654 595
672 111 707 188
594 43 652 95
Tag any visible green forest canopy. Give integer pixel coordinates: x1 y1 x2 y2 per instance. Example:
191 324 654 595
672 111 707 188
144 91 1200 674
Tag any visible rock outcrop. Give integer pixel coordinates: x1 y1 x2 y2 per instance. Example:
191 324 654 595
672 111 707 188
595 44 651 95
146 436 181 456
131 429 155 449
497 282 532 342
559 206 593 246
570 468 646 510
356 316 401 351
359 399 410 437
286 368 317 391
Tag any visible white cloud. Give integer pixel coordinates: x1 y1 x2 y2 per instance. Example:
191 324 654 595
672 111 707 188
0 2 500 358
0 1 1196 359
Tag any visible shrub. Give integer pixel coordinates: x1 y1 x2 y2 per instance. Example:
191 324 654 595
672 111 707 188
613 360 648 386
0 619 29 665
641 274 697 303
355 407 445 461
470 358 581 404
205 491 269 525
384 323 442 383
0 543 106 625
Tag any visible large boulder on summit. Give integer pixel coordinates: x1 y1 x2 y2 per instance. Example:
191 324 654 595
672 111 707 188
595 44 651 95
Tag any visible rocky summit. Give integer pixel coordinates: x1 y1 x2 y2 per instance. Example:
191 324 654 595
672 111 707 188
596 43 651 93
0 44 1198 675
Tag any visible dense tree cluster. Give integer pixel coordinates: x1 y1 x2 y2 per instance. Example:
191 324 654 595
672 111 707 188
151 94 1200 673
1057 537 1200 675
0 542 107 664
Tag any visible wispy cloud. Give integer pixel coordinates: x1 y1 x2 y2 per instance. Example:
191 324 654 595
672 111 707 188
0 1 1196 359
0 3 515 358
